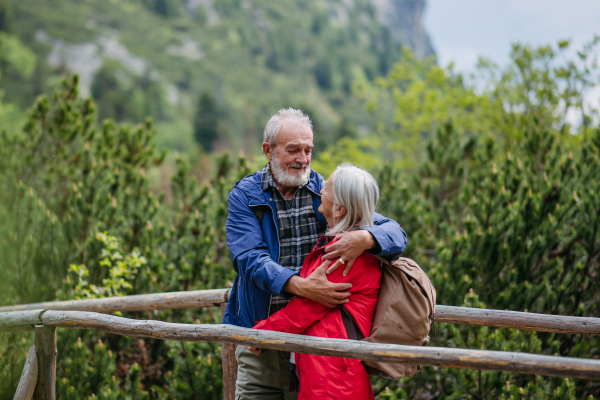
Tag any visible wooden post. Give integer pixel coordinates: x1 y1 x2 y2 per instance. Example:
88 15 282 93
14 345 38 400
33 326 56 400
220 303 237 400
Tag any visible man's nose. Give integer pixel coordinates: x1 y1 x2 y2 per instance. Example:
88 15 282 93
297 152 309 165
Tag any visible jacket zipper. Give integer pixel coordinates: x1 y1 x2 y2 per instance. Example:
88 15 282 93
249 203 281 317
246 204 273 317
269 201 281 314
237 277 241 316
269 203 280 264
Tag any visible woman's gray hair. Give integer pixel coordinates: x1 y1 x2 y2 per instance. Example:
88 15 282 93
263 108 313 148
327 164 380 235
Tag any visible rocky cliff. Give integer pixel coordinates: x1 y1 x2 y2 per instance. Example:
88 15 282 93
370 0 434 57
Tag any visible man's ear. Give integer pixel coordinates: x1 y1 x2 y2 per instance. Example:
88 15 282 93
262 142 273 160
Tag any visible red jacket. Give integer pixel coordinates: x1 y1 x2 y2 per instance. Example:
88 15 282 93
253 238 382 400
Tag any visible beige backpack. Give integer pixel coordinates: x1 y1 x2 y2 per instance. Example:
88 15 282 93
341 257 436 380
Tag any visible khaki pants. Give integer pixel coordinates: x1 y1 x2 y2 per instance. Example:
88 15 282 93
235 346 298 400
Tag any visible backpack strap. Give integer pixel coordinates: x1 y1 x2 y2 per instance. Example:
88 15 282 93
341 306 394 379
340 306 365 340
374 255 390 265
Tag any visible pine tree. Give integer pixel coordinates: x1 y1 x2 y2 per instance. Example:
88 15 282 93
194 92 219 152
0 76 252 398
376 121 600 398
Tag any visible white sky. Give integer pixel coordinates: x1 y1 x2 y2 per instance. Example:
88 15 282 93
424 0 600 72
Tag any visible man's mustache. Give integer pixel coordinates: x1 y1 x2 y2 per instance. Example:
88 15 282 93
287 162 309 169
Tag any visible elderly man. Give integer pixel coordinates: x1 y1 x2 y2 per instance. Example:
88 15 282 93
223 108 407 399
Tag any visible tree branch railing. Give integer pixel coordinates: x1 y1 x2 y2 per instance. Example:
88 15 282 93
2 310 600 379
2 289 600 336
2 290 600 400
0 289 229 314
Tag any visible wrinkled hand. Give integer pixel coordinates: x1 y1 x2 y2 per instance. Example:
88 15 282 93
283 260 352 308
323 230 376 276
247 346 262 356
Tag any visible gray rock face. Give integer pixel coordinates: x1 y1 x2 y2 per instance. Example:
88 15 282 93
35 30 188 106
369 0 435 58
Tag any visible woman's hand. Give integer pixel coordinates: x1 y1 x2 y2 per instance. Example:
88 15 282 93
323 230 376 276
247 346 262 356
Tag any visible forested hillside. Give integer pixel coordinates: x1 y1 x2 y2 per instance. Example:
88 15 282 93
1 68 599 398
0 0 431 153
2 0 600 398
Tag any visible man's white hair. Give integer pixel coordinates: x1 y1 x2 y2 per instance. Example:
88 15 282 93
327 164 380 236
263 108 313 148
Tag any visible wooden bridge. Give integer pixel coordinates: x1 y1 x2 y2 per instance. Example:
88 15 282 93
2 289 600 399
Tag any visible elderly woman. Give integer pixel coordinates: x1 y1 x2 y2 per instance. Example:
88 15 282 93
252 164 382 400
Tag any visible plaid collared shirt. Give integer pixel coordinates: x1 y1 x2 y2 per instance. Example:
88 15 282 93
261 163 325 315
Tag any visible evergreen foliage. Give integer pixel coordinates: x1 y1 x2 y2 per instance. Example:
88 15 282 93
0 76 251 399
0 30 32 132
314 38 600 173
0 0 404 154
193 92 219 152
372 121 600 398
1 40 600 399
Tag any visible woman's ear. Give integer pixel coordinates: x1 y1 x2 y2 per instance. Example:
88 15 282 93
335 205 346 219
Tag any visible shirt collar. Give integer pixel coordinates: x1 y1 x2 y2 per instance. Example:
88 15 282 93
261 163 278 191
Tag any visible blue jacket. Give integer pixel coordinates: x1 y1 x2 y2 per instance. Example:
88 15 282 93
223 169 407 328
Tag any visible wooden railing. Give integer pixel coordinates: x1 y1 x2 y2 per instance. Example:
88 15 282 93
3 289 600 335
2 289 600 399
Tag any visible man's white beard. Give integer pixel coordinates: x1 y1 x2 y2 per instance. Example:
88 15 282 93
271 150 311 188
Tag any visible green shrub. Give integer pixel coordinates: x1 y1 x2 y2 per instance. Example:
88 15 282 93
1 36 600 397
373 120 600 398
0 76 249 399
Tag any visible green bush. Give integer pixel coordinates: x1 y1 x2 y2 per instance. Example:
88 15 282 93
1 36 600 398
315 38 600 174
372 121 600 398
0 75 249 399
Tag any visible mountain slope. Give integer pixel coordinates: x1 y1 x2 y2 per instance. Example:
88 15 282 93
0 0 433 153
